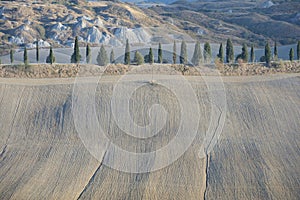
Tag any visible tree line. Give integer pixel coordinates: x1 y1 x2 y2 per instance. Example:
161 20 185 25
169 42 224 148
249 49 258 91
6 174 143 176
8 37 300 67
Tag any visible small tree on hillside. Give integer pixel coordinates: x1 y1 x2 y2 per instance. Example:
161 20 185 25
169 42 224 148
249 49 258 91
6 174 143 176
173 41 176 64
226 38 234 63
289 48 294 62
158 43 162 63
134 51 144 65
36 40 39 63
46 46 55 65
203 42 211 63
24 47 28 66
265 41 271 67
71 36 81 63
180 41 187 65
241 43 248 63
297 41 300 60
149 47 154 64
86 43 91 64
124 39 130 65
10 49 14 64
97 45 108 66
217 43 224 63
274 41 278 61
110 49 115 64
250 45 255 63
192 41 202 66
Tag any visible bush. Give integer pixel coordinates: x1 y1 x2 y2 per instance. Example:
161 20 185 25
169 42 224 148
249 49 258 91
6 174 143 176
134 51 144 65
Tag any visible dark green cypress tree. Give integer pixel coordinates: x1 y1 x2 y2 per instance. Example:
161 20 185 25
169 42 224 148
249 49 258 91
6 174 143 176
24 47 28 66
86 43 91 64
265 41 271 66
289 48 294 62
46 46 55 65
180 41 187 65
173 41 176 64
250 45 255 63
10 49 14 64
158 43 162 64
71 36 81 63
226 39 234 63
110 49 115 64
274 41 278 61
203 42 211 63
149 47 154 64
97 45 108 66
241 43 248 63
297 41 300 60
192 41 202 66
217 43 224 63
124 39 130 65
36 40 39 63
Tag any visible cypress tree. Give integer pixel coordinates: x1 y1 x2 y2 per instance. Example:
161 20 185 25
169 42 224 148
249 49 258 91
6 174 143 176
173 41 176 64
274 41 278 61
110 49 115 64
250 45 255 63
158 43 162 63
97 45 108 66
289 48 294 62
36 40 39 63
217 43 224 63
203 42 211 63
10 49 14 64
134 51 144 65
71 36 81 63
265 41 271 66
192 41 202 66
180 41 187 65
241 43 248 63
86 43 91 64
46 46 55 65
297 41 300 60
124 39 130 65
24 47 28 66
149 47 154 64
226 39 234 63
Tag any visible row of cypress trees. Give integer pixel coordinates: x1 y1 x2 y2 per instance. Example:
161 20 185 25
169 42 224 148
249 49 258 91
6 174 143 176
9 37 300 66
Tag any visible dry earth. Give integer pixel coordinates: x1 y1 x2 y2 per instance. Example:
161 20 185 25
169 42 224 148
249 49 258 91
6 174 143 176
0 72 299 199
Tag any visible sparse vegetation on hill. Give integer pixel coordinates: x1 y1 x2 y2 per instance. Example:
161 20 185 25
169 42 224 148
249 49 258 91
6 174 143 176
1 60 299 78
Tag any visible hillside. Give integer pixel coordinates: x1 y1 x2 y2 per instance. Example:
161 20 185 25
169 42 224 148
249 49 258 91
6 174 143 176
0 73 299 199
149 0 300 46
0 0 189 50
0 0 299 53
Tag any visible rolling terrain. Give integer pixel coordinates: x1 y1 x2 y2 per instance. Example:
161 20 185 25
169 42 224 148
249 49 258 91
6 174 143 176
0 73 299 199
0 0 299 55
